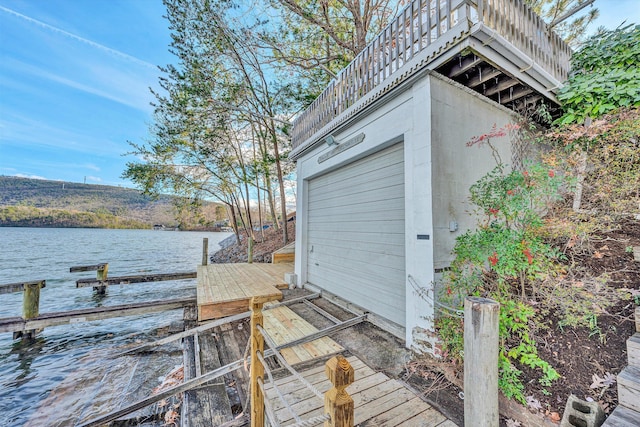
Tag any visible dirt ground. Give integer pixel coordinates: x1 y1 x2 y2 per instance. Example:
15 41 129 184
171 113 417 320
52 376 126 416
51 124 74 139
528 218 640 417
213 217 640 425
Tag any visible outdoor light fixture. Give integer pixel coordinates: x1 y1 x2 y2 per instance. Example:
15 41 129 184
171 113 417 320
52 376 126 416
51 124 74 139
324 135 338 146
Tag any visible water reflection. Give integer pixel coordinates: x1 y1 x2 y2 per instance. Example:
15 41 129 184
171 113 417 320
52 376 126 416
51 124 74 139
9 337 47 385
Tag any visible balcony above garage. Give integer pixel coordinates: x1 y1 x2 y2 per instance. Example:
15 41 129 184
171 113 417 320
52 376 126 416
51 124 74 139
290 0 571 158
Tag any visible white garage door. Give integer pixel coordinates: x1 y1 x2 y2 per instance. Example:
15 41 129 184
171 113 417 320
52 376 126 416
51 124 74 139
307 143 406 326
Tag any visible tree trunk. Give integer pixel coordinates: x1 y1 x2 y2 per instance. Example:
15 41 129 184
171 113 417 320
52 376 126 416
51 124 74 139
227 203 241 244
573 150 588 212
269 121 288 244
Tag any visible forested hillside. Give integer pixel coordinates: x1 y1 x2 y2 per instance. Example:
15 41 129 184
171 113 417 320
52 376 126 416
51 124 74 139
0 176 225 229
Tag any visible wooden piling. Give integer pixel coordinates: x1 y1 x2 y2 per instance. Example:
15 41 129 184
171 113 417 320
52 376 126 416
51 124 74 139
202 238 209 266
250 297 264 427
324 355 354 427
95 263 108 294
464 296 500 427
70 263 109 294
15 280 45 339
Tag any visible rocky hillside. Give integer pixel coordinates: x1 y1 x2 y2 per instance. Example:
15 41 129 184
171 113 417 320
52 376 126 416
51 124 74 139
211 221 295 263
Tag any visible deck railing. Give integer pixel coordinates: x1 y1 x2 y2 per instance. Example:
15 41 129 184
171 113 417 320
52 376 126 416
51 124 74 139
291 0 571 149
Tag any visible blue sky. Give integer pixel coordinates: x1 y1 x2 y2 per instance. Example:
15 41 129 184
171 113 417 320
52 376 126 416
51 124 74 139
0 1 638 187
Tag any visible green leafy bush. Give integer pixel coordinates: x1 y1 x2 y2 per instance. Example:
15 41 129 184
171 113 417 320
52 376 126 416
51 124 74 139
436 125 564 403
557 25 640 124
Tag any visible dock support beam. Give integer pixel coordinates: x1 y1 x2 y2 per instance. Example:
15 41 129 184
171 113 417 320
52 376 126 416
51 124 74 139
70 263 109 295
12 280 46 340
464 296 500 427
250 297 264 426
95 264 108 294
324 355 355 427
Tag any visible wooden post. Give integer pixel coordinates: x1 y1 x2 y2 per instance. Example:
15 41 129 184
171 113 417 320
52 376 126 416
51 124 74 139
202 238 209 266
464 296 500 427
16 280 46 340
324 355 354 427
250 297 264 427
248 236 254 264
94 263 108 295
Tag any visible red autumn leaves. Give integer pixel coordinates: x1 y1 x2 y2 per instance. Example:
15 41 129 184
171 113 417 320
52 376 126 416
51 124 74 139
487 240 534 268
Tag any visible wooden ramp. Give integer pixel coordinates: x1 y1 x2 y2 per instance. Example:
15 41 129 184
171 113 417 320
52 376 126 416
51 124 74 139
264 305 343 365
264 355 455 427
197 263 293 321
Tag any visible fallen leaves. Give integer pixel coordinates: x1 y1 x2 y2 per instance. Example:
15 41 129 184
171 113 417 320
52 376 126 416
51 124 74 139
152 365 184 394
526 395 543 411
590 372 616 389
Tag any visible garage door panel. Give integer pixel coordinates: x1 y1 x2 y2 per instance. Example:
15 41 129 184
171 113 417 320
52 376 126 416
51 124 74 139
310 168 404 198
309 197 404 216
307 142 406 327
305 235 405 255
308 219 405 234
310 183 404 206
307 208 405 224
308 245 405 272
311 145 404 188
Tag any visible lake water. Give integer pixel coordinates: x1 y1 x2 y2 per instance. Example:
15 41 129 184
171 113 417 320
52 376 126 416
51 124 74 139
0 227 233 426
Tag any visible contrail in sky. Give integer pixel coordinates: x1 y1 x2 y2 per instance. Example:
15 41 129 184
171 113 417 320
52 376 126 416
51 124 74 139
0 5 157 70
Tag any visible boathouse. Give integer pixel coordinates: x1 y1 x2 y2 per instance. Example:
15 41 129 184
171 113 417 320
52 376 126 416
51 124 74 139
289 0 571 349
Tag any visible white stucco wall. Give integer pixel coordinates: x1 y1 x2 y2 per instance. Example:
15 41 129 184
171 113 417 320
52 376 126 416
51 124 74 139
429 75 515 271
293 71 516 350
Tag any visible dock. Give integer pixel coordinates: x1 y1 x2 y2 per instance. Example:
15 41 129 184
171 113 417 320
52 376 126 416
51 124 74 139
196 262 293 320
4 254 461 426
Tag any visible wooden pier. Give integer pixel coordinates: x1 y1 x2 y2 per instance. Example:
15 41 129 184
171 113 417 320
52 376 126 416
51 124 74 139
196 262 293 320
3 247 460 426
0 261 199 339
0 297 196 335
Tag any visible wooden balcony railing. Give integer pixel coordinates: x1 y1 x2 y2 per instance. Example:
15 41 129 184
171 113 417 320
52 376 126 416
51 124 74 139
291 0 571 150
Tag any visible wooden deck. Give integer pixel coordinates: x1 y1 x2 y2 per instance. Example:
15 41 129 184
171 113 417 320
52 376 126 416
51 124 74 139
197 263 293 321
264 355 455 426
290 0 571 151
263 305 343 365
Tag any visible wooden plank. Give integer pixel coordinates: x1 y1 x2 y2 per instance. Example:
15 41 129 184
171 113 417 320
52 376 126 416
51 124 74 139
395 407 449 427
197 264 285 321
70 263 107 272
0 297 196 333
120 310 252 355
263 306 343 365
359 396 429 426
79 357 245 427
217 322 251 415
603 405 640 426
628 334 640 368
0 280 46 295
266 363 372 404
272 253 295 264
354 388 431 425
76 271 196 288
617 365 640 412
200 300 248 321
